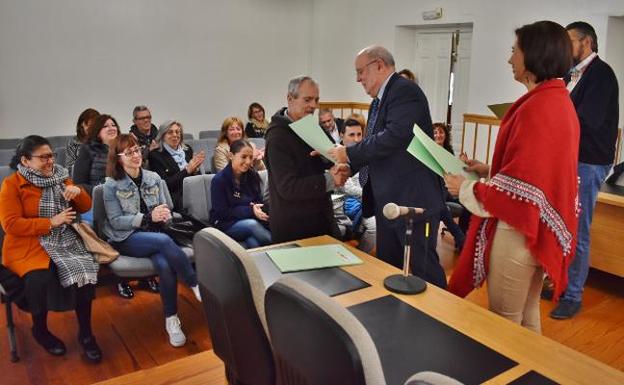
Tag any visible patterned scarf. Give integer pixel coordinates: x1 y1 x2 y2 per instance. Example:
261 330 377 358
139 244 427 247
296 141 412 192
250 118 269 135
17 164 98 288
164 143 188 170
448 79 579 300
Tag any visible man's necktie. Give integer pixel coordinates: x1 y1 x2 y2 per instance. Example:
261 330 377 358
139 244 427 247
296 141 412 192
358 97 380 187
567 68 581 92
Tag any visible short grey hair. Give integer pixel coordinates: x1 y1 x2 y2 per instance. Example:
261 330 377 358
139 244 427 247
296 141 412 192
132 105 150 119
288 76 318 98
319 108 334 116
359 45 395 67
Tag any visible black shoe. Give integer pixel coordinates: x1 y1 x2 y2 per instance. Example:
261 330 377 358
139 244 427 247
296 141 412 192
79 335 102 363
32 328 66 356
541 287 554 300
541 276 554 300
139 277 159 293
116 282 134 299
549 299 582 320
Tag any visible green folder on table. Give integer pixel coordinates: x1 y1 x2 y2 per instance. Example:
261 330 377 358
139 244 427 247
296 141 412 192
407 124 478 180
266 244 363 273
289 114 336 163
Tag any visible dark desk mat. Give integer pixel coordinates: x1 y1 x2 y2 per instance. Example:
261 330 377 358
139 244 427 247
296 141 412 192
348 295 517 385
250 243 370 297
600 183 624 196
508 371 558 385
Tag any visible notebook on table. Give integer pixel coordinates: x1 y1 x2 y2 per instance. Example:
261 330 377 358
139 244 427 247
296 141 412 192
266 244 363 273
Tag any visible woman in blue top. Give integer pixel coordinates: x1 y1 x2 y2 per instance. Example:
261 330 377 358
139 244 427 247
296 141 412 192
102 134 200 348
209 139 271 248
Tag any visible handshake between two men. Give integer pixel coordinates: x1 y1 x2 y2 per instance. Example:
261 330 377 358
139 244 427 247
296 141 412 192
311 144 351 187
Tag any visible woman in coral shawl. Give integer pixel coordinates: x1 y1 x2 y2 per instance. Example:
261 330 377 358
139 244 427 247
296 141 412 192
444 21 579 333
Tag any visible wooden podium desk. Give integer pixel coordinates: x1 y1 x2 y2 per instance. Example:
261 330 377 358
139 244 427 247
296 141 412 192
590 188 624 277
98 235 624 385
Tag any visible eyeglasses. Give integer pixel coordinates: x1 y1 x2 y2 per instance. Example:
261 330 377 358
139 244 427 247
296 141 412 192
118 146 145 157
166 129 182 136
30 153 56 162
356 59 378 76
135 115 152 121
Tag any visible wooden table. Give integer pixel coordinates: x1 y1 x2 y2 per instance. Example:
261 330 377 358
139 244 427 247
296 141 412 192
98 235 624 385
293 236 624 385
590 191 624 277
93 349 226 385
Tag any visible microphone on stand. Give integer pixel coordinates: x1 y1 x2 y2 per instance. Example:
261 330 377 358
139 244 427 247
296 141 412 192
383 203 425 220
382 202 428 295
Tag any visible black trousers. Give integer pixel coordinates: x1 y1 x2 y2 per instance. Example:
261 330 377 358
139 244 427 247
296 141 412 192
23 268 95 315
375 212 448 289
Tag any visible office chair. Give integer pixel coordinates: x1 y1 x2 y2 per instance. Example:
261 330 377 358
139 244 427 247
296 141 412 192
194 228 274 385
265 275 386 385
265 276 464 385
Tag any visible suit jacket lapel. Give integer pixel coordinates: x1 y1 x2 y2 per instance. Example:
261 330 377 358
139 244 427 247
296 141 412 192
570 56 599 101
373 73 398 133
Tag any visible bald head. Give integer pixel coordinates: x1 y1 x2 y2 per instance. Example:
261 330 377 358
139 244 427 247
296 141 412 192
357 45 396 68
355 45 396 97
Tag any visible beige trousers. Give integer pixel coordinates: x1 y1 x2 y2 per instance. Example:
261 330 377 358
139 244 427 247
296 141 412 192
487 224 543 333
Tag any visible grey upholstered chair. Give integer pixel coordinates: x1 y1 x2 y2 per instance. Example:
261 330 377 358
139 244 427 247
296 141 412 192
265 276 464 385
194 227 274 385
198 130 221 139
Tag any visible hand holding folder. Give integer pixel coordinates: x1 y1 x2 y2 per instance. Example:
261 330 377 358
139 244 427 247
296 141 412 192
289 115 336 163
406 124 478 181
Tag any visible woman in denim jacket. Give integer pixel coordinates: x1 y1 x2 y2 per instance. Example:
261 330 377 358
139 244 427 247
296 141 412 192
102 134 201 347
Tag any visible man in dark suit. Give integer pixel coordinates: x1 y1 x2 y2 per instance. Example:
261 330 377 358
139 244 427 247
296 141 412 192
550 22 619 319
319 108 344 144
328 45 446 288
264 76 347 243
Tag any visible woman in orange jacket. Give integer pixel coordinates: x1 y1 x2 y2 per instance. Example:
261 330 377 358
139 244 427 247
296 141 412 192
0 135 102 363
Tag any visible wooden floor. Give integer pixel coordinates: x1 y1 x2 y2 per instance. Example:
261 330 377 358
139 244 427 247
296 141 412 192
2 231 624 385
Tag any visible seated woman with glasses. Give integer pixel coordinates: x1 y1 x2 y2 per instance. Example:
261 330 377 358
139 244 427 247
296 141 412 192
74 114 156 299
212 117 266 173
102 134 201 347
148 120 205 211
0 135 102 362
209 139 271 248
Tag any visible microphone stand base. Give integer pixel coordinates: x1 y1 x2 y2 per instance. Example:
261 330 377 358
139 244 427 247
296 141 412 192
383 274 427 294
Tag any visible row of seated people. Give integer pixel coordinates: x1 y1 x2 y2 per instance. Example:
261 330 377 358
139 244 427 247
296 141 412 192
0 108 466 363
67 106 268 299
0 129 377 360
0 134 205 362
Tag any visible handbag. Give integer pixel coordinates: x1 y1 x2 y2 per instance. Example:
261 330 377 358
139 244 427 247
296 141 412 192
162 214 208 248
71 222 119 264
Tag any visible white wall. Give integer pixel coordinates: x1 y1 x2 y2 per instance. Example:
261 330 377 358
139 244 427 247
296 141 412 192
2 0 623 139
606 16 624 128
309 0 624 116
0 0 313 138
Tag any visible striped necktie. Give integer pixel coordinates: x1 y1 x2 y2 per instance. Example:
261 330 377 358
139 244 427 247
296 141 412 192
358 98 380 187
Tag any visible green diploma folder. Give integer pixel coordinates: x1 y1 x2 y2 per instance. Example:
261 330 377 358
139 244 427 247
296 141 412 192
266 244 363 273
289 114 336 163
406 124 478 180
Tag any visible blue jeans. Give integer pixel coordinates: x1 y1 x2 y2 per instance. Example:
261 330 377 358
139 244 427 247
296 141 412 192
112 231 198 317
225 219 272 249
563 162 611 302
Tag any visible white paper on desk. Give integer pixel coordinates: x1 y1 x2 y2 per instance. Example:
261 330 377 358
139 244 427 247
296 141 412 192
289 114 336 163
409 124 479 180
